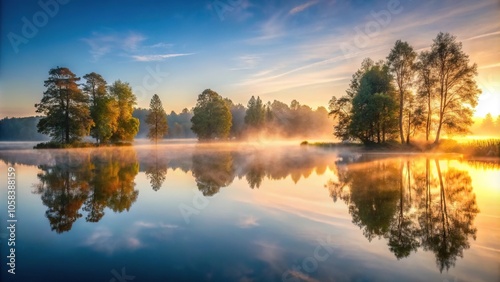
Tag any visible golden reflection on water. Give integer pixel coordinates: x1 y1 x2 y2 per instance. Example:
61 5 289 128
0 144 498 275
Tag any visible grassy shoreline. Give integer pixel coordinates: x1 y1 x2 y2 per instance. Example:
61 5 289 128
301 139 500 158
33 141 133 149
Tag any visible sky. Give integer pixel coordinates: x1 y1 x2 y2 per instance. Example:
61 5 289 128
1 0 499 118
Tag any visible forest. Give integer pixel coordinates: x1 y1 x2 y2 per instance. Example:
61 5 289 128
0 32 495 147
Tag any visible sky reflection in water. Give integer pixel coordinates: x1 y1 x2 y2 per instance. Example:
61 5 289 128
0 143 499 282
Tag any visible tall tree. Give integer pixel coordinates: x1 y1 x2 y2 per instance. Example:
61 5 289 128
402 91 425 144
244 96 266 128
429 32 481 143
329 58 374 141
109 80 140 143
415 51 438 141
387 40 417 144
82 72 118 144
35 67 93 144
146 94 168 143
224 98 246 138
346 62 398 144
191 89 232 140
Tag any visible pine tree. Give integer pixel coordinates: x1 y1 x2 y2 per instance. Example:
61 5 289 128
35 67 93 144
146 94 168 144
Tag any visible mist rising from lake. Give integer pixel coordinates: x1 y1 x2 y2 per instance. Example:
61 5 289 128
0 141 498 281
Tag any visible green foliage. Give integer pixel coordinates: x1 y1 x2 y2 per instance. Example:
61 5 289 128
331 32 481 146
35 67 93 144
332 60 398 144
329 58 375 141
109 80 139 142
191 89 232 140
33 149 139 231
225 98 246 138
244 96 266 128
83 72 118 144
146 94 168 143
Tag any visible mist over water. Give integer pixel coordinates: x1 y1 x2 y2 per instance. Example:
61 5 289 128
0 141 498 281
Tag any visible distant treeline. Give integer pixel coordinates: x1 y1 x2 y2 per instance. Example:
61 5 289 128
134 108 195 139
1 102 333 141
0 116 49 141
471 113 500 136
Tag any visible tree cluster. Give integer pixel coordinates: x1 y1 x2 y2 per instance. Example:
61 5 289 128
35 67 139 145
330 33 481 145
189 89 333 140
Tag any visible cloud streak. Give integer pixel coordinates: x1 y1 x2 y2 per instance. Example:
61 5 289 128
83 31 194 62
289 0 319 15
132 53 195 62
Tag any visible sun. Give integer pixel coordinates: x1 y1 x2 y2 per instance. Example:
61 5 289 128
475 91 500 118
474 70 500 118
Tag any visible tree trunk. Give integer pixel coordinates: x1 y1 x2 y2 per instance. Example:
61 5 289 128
426 92 432 141
434 108 444 144
399 89 405 144
65 91 70 144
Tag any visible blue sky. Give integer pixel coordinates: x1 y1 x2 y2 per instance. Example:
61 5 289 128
1 0 499 117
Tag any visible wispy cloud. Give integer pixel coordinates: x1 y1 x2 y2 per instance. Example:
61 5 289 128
289 0 319 15
479 63 500 70
83 31 193 62
230 55 262 70
147 42 174 49
465 30 500 41
132 53 195 62
82 32 146 60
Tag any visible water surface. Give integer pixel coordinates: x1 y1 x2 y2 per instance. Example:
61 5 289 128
0 142 499 281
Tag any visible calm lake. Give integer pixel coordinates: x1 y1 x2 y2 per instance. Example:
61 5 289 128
0 141 499 282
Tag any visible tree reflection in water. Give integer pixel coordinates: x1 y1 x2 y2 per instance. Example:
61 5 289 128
192 149 235 196
326 157 479 272
144 150 168 191
29 145 480 271
33 148 139 232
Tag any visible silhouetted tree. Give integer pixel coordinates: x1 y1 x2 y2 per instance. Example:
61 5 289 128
429 33 481 143
387 40 417 144
415 51 438 141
